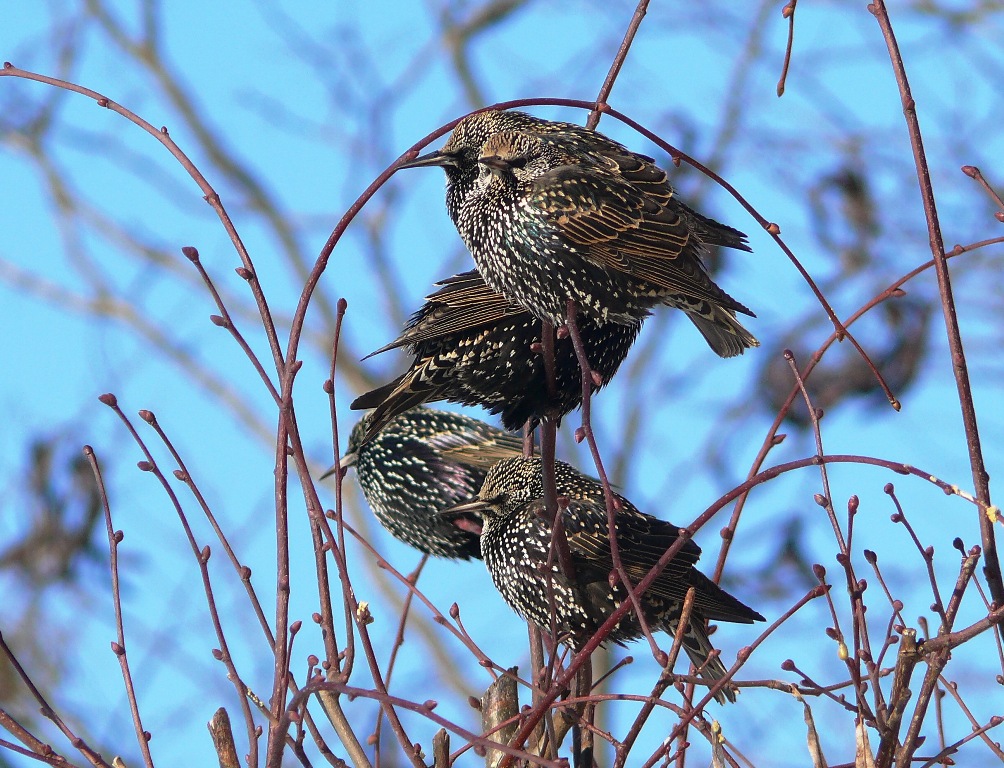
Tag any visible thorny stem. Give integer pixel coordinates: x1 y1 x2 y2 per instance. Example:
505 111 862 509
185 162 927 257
267 372 295 766
539 320 559 524
869 0 1002 606
886 489 948 628
784 352 877 719
784 350 846 552
183 246 281 406
537 318 578 585
325 302 358 681
336 517 507 676
528 625 551 759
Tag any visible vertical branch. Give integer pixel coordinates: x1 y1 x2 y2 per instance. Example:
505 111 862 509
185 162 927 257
869 0 1002 605
86 446 155 768
894 548 982 766
564 302 662 661
539 319 559 521
265 363 295 767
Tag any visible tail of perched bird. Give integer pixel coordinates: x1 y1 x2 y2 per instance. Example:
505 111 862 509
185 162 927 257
668 569 764 703
351 368 437 442
679 299 759 359
672 200 759 357
670 616 735 703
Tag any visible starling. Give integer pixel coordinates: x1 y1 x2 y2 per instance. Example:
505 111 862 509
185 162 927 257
350 269 641 441
452 456 765 702
400 109 758 357
332 407 524 560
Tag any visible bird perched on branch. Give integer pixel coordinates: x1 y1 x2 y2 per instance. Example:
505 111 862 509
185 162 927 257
328 407 523 560
400 109 758 357
448 456 765 702
351 270 641 442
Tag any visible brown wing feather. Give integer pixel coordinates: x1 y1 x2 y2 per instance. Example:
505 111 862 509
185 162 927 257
559 497 703 574
531 166 752 314
367 271 526 357
440 434 525 470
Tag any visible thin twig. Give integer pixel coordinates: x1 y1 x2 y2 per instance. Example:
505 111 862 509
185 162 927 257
586 0 650 129
85 446 155 768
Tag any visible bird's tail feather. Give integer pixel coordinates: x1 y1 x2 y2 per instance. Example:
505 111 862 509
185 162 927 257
686 309 759 359
672 618 736 705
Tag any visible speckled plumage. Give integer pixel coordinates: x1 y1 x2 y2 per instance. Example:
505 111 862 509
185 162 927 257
335 408 524 560
463 456 765 703
351 270 641 440
401 109 758 357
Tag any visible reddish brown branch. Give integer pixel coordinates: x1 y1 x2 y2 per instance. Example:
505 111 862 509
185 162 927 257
98 395 261 763
776 1 798 96
586 0 650 129
0 627 112 767
868 1 1002 606
299 683 566 768
86 446 154 768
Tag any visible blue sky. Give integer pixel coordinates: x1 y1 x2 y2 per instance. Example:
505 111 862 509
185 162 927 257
2 2 1003 766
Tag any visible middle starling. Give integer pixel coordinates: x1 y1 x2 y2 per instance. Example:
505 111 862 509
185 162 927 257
334 407 524 560
400 109 758 358
350 269 641 441
452 456 765 703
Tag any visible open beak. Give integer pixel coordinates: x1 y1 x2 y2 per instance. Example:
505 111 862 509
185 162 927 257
398 150 458 170
319 450 358 481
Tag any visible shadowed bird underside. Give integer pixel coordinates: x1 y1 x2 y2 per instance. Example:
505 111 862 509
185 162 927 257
336 408 524 560
400 109 759 357
458 456 765 703
351 270 641 439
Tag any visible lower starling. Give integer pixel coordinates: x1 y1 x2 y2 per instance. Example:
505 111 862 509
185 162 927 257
331 407 524 560
452 456 765 702
351 270 641 442
400 109 758 357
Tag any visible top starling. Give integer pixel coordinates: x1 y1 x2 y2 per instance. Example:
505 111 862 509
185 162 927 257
453 456 765 702
351 269 641 440
400 109 758 357
334 407 524 560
